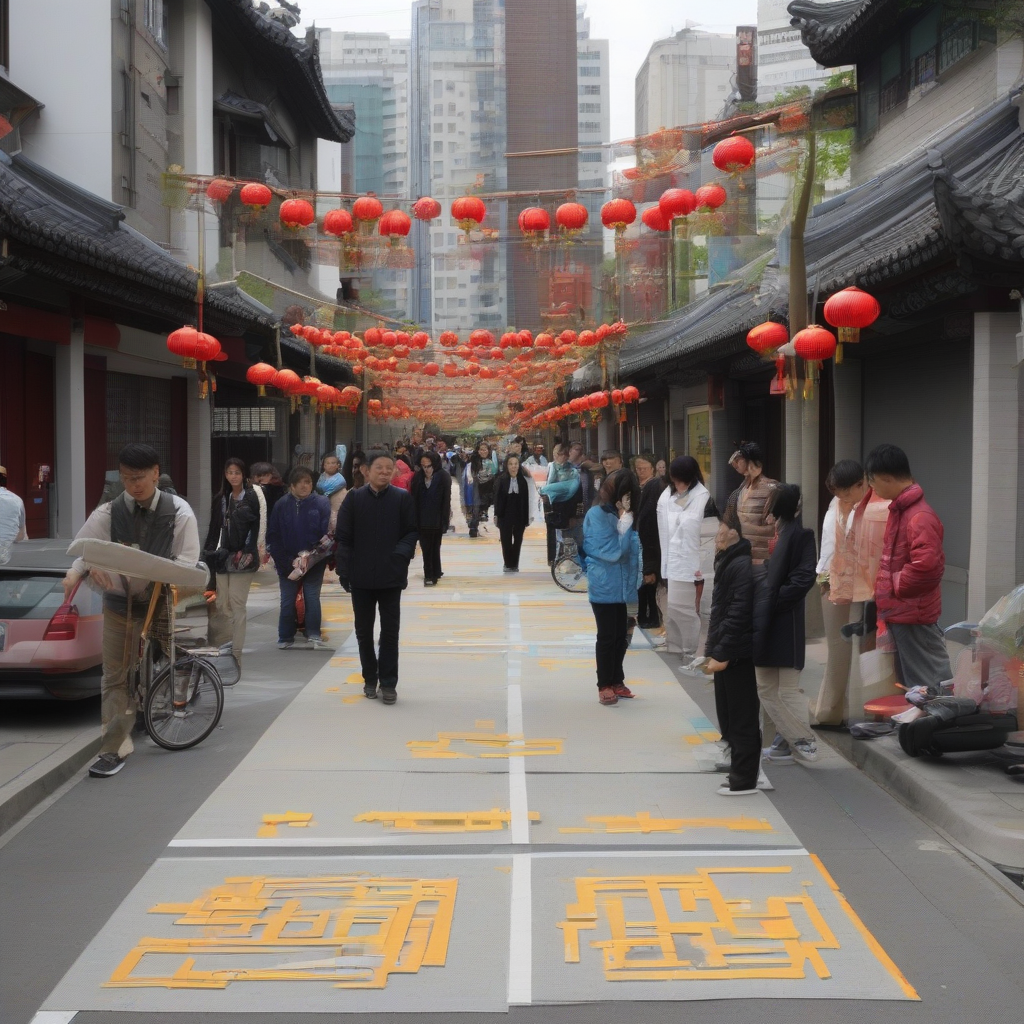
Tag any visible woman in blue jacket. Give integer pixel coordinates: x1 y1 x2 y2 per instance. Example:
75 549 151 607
583 469 642 706
266 466 332 650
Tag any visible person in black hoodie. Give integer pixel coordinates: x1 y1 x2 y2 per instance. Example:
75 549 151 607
493 454 531 572
702 515 761 795
335 451 418 704
410 450 452 586
754 483 819 764
203 458 261 664
633 453 664 630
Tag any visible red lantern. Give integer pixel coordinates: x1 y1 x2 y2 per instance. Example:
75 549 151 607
245 362 277 396
793 325 837 363
471 329 495 348
381 331 398 348
364 327 383 347
272 368 301 393
659 188 696 221
423 362 440 377
379 209 412 241
559 329 578 345
611 388 624 405
239 182 272 209
694 184 727 211
713 135 756 173
823 286 881 363
622 385 640 403
411 331 430 349
323 208 354 236
413 196 442 221
439 331 459 347
451 196 486 232
166 326 200 368
600 199 636 231
205 178 233 203
535 332 554 349
641 206 671 232
353 194 384 223
518 206 550 236
194 332 220 364
577 330 598 347
280 199 315 228
555 202 588 233
746 321 789 356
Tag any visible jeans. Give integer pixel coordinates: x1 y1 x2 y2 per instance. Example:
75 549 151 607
277 562 327 642
419 528 443 581
499 522 525 568
714 658 761 791
889 621 952 691
351 586 403 690
591 601 629 690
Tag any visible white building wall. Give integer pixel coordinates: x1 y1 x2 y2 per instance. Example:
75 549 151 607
756 0 845 103
577 9 609 189
11 0 113 199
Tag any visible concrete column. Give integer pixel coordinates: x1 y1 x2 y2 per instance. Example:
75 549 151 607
187 387 212 541
833 358 862 463
968 312 1019 619
182 0 214 267
54 325 87 538
596 417 616 455
784 394 802 488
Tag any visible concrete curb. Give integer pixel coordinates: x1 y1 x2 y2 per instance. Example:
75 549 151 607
0 727 101 836
819 727 1024 871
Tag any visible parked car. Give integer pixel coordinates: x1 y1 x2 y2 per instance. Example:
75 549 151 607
0 540 103 699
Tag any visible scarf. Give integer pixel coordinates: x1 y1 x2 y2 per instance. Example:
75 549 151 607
317 471 346 497
509 476 519 494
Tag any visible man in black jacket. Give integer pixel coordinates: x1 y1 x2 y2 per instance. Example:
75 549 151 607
335 451 418 704
703 517 762 795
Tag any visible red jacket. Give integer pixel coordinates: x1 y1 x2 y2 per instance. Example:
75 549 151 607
874 483 944 624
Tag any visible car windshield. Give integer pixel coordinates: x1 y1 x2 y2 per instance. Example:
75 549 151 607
0 574 65 619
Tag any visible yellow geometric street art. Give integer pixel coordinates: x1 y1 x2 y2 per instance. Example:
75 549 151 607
106 875 457 990
355 808 541 832
408 727 563 759
257 812 314 838
559 813 773 835
557 868 842 982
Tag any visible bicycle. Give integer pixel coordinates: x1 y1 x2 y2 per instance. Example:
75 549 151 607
551 531 588 594
134 582 224 751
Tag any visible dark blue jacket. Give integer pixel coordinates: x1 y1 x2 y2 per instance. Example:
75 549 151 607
335 483 418 590
266 491 331 575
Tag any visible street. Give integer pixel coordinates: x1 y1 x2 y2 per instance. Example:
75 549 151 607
4 525 1024 1024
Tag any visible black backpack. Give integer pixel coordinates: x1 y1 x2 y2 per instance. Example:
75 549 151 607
899 710 1018 757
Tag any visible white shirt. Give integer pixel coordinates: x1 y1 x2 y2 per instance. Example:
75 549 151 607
71 489 201 599
0 487 27 544
815 496 855 575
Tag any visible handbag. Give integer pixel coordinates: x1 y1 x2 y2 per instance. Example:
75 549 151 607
226 550 257 573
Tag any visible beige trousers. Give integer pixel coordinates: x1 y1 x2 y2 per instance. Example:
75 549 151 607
100 607 149 757
755 666 811 747
665 579 701 657
208 572 255 657
812 593 868 726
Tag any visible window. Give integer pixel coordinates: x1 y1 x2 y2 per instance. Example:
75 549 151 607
448 102 457 114
433 160 444 177
579 66 601 77
448 141 457 153
580 152 603 163
433 80 443 99
0 0 9 70
578 121 601 133
579 102 601 113
434 122 443 132
447 276 457 289
448 122 456 133
878 41 903 113
433 232 443 246
144 0 167 47
434 277 444 290
434 103 443 115
579 84 600 96
213 407 277 436
940 19 977 72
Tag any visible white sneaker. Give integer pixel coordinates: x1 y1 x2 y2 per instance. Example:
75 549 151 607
717 783 758 796
309 637 334 652
649 634 667 648
756 768 774 791
792 738 819 763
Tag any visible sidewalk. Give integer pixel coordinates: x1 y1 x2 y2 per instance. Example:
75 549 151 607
799 638 1024 872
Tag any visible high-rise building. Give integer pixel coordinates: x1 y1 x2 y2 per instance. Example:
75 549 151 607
312 29 413 318
635 27 736 136
756 0 846 103
410 0 579 333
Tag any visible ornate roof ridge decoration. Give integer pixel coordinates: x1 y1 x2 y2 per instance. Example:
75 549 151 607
208 0 355 143
788 0 904 68
0 151 274 336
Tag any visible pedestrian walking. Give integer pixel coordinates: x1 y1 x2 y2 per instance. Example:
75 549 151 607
865 443 951 691
657 457 719 661
633 453 665 633
583 470 642 706
725 442 777 567
63 443 200 778
524 443 548 468
812 460 891 727
464 440 498 537
702 516 762 795
266 466 332 651
494 453 531 572
342 449 368 491
249 462 283 563
754 484 819 764
203 458 262 666
316 451 348 532
336 451 418 704
0 463 27 563
410 450 451 586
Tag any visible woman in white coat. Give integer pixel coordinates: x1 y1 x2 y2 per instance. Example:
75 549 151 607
657 456 719 660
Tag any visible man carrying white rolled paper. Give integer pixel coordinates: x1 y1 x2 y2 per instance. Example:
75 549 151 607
63 444 201 778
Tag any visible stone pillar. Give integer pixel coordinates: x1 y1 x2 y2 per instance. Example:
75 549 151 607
968 312 1019 619
187 388 212 542
182 0 214 267
784 394 802 488
54 323 87 538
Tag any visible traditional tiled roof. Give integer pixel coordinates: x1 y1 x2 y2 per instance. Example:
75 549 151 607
209 1 355 144
0 152 275 337
788 0 899 68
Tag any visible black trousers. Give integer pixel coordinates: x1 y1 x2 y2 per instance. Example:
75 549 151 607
499 522 525 569
351 587 403 690
591 601 629 690
419 529 443 581
637 581 660 628
713 658 762 791
546 522 556 563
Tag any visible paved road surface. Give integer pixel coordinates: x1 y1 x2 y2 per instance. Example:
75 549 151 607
4 524 1024 1023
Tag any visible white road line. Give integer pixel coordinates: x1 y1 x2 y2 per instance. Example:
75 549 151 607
507 852 533 1005
507 595 530 845
31 1013 78 1024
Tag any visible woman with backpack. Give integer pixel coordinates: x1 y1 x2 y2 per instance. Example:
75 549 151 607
493 453 532 572
754 483 819 764
583 470 642 706
204 458 262 666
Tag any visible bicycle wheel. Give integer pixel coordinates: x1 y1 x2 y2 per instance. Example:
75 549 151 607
145 656 224 751
552 554 588 594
